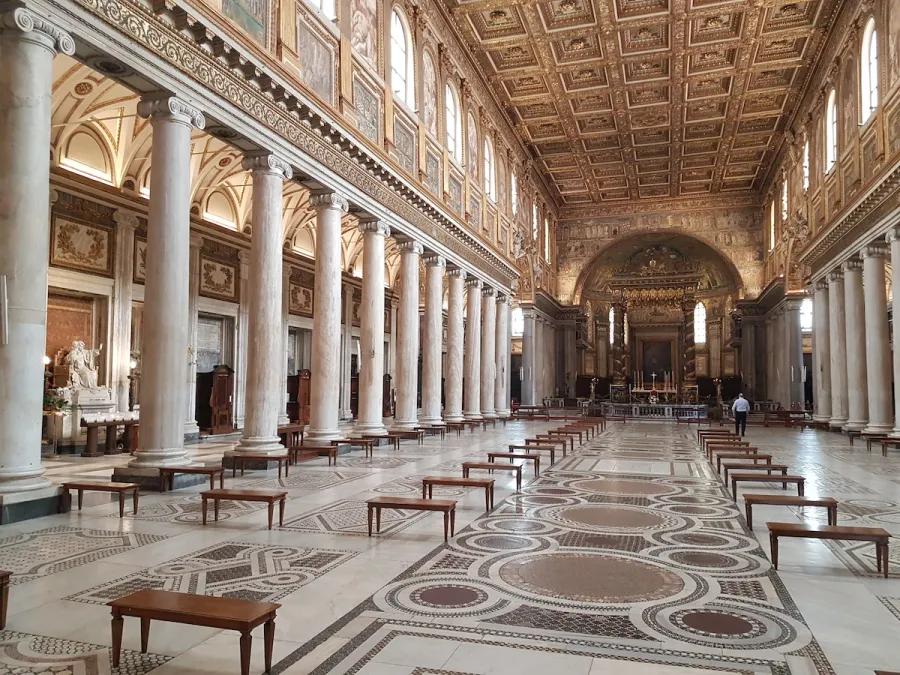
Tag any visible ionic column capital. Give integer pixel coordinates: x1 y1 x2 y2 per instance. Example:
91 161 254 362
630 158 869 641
424 253 447 268
827 269 843 283
814 278 828 292
397 239 424 255
137 95 205 129
358 219 391 238
465 277 483 290
887 227 900 245
496 294 510 305
841 258 863 273
482 286 496 298
113 209 140 231
862 243 889 259
0 5 74 55
447 267 468 279
190 232 204 249
310 191 349 213
242 152 292 180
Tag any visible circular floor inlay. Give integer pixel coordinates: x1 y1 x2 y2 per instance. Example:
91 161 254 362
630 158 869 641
559 505 668 529
500 553 684 604
575 479 676 496
477 535 533 550
417 586 482 607
522 495 570 505
680 611 754 635
671 533 729 546
495 520 545 532
670 551 736 568
669 505 720 516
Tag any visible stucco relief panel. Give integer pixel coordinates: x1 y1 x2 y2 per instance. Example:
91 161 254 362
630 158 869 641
354 76 381 144
134 238 147 284
50 215 113 277
289 279 315 317
199 257 238 301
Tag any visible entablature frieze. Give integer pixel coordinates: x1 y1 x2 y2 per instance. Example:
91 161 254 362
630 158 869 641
47 0 518 290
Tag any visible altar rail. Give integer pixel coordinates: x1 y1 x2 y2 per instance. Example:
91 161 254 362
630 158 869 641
601 403 708 419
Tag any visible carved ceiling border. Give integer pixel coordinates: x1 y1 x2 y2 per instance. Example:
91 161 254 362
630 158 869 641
558 193 762 221
62 0 518 287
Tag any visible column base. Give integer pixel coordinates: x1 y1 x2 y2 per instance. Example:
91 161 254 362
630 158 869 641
443 413 464 423
889 428 900 438
277 413 291 426
481 411 498 420
232 436 285 455
0 467 51 495
354 421 388 436
828 417 848 428
863 423 894 435
843 421 868 432
812 414 831 422
496 409 511 418
464 411 483 421
184 420 201 442
128 447 191 468
304 427 343 447
0 485 61 524
418 415 444 426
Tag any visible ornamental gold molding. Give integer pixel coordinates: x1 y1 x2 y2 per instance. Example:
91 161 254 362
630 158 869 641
64 0 518 287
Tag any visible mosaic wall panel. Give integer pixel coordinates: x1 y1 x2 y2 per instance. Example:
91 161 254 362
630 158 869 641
393 115 416 175
223 0 267 45
49 215 113 276
448 175 463 215
354 77 380 144
468 193 482 229
296 16 334 104
350 0 377 64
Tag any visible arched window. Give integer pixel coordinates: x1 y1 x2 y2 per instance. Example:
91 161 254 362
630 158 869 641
445 84 461 162
769 200 776 250
800 298 813 332
306 0 336 20
781 175 789 221
623 312 629 345
694 302 707 345
861 17 878 123
483 138 495 201
511 172 518 216
511 307 524 337
543 218 551 263
532 203 539 241
390 9 414 106
825 88 837 172
608 306 615 345
802 139 810 191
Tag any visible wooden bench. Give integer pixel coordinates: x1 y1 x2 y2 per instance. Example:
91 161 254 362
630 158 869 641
108 589 279 675
444 421 467 436
366 496 456 540
362 433 401 451
863 435 892 452
201 489 287 530
731 474 805 501
536 433 573 452
416 425 447 440
277 423 304 448
879 438 900 457
61 481 139 518
463 461 523 491
566 423 595 439
525 437 567 456
159 466 224 492
80 418 129 457
846 429 863 445
767 522 891 578
0 570 9 630
488 452 541 476
706 441 750 460
709 447 758 463
395 429 426 444
509 444 557 464
422 476 494 511
331 438 375 458
230 454 290 478
742 494 837 529
698 429 733 443
722 463 788 482
552 428 583 444
716 452 771 472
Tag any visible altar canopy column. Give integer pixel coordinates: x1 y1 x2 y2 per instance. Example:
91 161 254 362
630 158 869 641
233 153 291 455
842 258 868 431
111 211 137 413
612 303 625 385
521 308 536 405
129 96 204 469
480 287 497 419
420 253 445 425
785 300 804 408
495 294 511 417
355 220 390 435
812 280 831 422
681 300 696 391
464 278 483 419
827 270 848 427
0 8 74 492
862 244 893 434
392 240 423 430
444 268 466 422
306 192 348 445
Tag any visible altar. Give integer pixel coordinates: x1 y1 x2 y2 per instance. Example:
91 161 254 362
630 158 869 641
631 371 677 403
602 402 708 419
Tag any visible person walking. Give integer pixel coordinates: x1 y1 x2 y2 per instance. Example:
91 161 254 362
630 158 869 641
732 393 750 437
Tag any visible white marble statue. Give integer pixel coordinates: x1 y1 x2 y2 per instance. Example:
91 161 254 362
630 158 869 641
65 340 102 391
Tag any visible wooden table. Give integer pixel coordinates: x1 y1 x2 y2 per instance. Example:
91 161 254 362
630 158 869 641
159 466 224 491
742 494 837 529
463 462 523 491
61 481 139 518
0 569 9 629
108 589 280 675
731 474 805 501
230 454 290 478
421 476 494 511
366 496 457 540
767 522 891 577
201 489 287 530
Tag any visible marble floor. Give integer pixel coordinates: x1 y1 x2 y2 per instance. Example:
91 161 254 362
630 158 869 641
2 420 900 674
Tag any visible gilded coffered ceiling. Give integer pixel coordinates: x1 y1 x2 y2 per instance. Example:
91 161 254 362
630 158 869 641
444 0 842 205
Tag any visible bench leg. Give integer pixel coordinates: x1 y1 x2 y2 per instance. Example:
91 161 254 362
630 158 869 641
876 541 883 573
829 505 837 526
731 479 737 501
78 489 84 512
429 484 434 499
119 492 125 518
264 619 275 673
484 487 489 512
770 533 779 569
60 487 70 513
159 473 166 493
209 475 215 491
133 489 139 515
367 505 373 537
111 614 124 667
450 508 456 537
443 511 449 542
376 506 382 533
535 459 540 477
214 499 220 522
490 484 494 509
140 617 150 653
239 631 252 675
798 481 805 496
202 497 208 525
267 502 275 530
745 503 752 530
279 498 285 527
422 482 426 499
881 542 890 579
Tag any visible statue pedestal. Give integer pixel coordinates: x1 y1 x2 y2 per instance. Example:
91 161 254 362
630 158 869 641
60 390 115 453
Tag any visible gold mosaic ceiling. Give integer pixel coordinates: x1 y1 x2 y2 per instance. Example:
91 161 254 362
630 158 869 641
445 0 841 205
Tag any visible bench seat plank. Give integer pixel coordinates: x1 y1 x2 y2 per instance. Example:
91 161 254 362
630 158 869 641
767 522 891 577
200 489 287 530
421 476 494 511
366 497 457 540
730 474 805 500
741 494 837 529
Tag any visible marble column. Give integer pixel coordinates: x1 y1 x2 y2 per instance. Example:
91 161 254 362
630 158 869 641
827 270 849 427
681 301 696 388
233 153 291 455
339 286 353 420
889 229 900 436
444 268 466 422
785 301 804 408
495 294 511 417
480 287 497 418
862 244 893 434
392 239 423 430
233 251 251 430
420 253 445 425
355 220 390 435
306 192 348 444
278 267 290 426
0 8 73 492
765 317 776 402
464 278 483 419
842 258 868 431
521 308 536 405
129 96 204 468
111 211 137 413
183 233 202 439
612 304 625 385
812 280 831 422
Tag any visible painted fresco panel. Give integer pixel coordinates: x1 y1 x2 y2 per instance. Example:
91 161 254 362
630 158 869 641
297 19 334 103
350 0 377 64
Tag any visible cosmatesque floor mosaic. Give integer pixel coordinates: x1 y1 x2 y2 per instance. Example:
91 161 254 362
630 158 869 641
4 421 900 674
